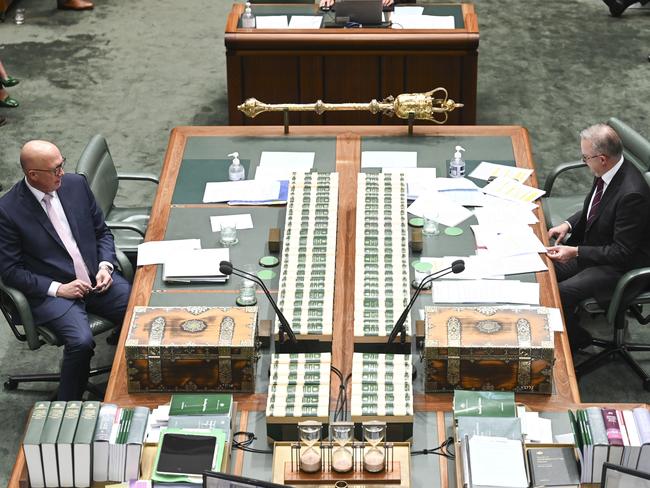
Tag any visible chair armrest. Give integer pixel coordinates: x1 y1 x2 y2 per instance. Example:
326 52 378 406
0 279 43 350
116 172 160 184
115 249 135 283
606 267 650 325
543 160 587 196
106 221 146 237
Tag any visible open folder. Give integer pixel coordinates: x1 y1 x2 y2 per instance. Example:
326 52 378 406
163 249 230 283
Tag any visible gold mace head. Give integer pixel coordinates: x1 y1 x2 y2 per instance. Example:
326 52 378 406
391 88 464 123
238 98 267 118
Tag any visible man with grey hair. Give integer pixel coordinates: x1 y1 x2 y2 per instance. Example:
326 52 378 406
547 123 650 349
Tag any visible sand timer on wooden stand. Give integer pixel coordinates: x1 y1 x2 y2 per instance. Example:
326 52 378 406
293 421 323 473
363 421 388 473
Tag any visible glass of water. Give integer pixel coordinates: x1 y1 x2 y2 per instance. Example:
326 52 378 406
220 222 238 246
422 211 440 236
237 264 257 306
14 8 25 24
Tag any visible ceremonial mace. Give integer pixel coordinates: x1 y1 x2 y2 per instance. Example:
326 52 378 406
237 87 463 135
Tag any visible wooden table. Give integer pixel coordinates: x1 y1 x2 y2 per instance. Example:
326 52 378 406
9 125 580 487
225 3 479 126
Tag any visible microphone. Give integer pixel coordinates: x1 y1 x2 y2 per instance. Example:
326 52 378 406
387 259 465 346
219 260 297 344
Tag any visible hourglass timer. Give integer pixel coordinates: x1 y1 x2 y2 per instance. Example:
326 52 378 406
362 421 386 473
330 422 354 473
298 421 322 473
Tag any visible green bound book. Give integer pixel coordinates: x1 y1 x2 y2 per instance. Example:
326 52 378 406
56 401 83 488
125 406 150 482
169 394 233 417
73 401 100 488
453 390 516 417
41 400 67 487
23 401 51 488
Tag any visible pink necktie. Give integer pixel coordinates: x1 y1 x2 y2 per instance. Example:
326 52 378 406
587 177 604 225
42 193 92 284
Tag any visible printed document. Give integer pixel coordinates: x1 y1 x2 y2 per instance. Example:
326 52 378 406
288 16 323 29
431 279 540 305
383 167 436 199
469 161 534 183
482 176 545 204
255 16 289 29
361 151 417 169
137 239 201 266
209 214 254 232
407 190 473 227
203 180 281 203
163 248 230 283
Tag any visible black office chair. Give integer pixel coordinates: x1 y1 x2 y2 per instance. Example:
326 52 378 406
75 134 159 264
572 171 650 390
1 250 134 397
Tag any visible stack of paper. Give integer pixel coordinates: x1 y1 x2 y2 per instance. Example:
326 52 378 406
137 239 201 266
203 179 283 205
469 161 534 183
482 176 545 205
163 248 230 283
407 190 473 227
254 151 315 181
431 279 540 305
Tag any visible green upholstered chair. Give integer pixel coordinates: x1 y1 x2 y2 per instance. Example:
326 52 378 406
572 171 650 390
1 250 133 397
541 117 650 229
75 135 159 262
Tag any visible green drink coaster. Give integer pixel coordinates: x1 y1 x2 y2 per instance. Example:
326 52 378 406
259 256 279 268
409 217 424 228
412 260 433 272
445 227 463 236
236 297 257 306
257 269 276 280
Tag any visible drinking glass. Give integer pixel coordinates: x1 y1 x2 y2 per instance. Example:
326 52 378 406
220 222 238 246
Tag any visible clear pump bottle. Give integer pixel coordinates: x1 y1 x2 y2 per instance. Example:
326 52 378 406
242 2 256 28
449 145 466 178
228 152 245 181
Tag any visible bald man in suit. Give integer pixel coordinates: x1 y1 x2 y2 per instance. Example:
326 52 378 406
0 140 131 400
602 0 649 16
547 124 650 349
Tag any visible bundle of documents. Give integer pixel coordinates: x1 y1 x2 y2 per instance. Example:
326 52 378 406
162 248 230 283
254 151 315 181
203 179 286 205
431 279 540 305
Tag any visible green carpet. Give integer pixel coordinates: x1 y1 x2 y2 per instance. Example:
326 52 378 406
0 0 649 484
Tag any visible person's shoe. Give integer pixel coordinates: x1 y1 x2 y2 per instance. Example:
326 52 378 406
0 76 19 87
0 96 19 108
57 0 94 10
602 0 634 17
569 325 594 351
0 116 7 127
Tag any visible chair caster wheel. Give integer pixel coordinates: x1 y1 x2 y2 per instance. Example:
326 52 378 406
643 378 650 392
4 379 18 391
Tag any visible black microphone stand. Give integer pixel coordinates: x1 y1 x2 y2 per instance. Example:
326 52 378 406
387 260 465 348
221 261 297 344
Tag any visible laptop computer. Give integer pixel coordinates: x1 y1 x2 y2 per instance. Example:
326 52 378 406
601 462 650 488
333 0 383 26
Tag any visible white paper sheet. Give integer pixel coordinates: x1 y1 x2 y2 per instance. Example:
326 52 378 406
407 191 473 227
203 180 281 203
259 151 315 169
255 15 289 29
431 178 486 207
480 225 547 257
163 248 230 282
383 167 436 199
431 279 540 305
394 6 424 15
469 161 535 183
468 436 528 488
136 239 202 266
361 151 417 169
391 14 455 29
473 202 538 227
288 15 323 29
209 214 254 232
482 176 545 204
420 256 505 280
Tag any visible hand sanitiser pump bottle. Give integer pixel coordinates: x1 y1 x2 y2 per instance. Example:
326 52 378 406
242 2 256 28
449 145 466 178
228 152 245 181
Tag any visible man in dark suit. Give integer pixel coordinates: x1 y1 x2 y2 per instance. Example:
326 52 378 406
0 140 131 400
547 124 650 349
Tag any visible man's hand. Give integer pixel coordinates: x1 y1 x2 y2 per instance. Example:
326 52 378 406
93 268 113 294
548 222 570 245
546 245 578 263
57 279 93 299
320 0 334 7
383 0 394 6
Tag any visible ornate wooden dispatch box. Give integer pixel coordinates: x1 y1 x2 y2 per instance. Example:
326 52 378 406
423 306 555 394
125 306 259 393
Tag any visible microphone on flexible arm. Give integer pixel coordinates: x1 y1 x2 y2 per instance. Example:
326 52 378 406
386 259 465 347
219 260 297 344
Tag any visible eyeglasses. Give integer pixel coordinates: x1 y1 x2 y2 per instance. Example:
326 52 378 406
29 158 66 176
581 153 602 163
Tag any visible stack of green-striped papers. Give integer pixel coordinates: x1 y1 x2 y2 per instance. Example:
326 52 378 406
277 172 339 337
266 353 331 419
351 353 413 418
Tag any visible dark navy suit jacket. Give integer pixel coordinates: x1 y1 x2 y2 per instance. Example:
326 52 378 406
0 173 117 324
